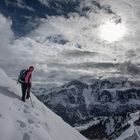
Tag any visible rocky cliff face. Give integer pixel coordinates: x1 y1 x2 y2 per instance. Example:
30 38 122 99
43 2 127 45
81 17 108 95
32 79 140 139
79 115 130 140
35 79 140 125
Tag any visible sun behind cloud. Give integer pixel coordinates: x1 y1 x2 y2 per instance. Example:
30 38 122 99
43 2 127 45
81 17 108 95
99 20 126 43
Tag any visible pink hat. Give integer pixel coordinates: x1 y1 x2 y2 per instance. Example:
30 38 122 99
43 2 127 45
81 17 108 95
29 66 34 69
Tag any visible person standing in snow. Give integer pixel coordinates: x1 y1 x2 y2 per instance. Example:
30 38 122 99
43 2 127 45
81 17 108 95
18 66 34 102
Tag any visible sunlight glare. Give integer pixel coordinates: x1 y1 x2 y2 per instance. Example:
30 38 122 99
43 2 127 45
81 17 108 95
100 21 126 43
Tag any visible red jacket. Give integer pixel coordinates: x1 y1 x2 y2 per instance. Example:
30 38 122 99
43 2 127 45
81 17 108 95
24 70 32 83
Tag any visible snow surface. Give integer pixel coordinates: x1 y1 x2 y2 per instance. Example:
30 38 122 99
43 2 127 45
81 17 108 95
0 68 88 140
116 112 140 140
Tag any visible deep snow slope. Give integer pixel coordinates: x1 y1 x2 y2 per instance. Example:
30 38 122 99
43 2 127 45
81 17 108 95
0 68 88 140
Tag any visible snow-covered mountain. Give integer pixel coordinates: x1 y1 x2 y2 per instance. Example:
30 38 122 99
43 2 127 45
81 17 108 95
35 79 140 124
0 67 88 140
116 112 140 140
79 111 140 140
33 79 140 139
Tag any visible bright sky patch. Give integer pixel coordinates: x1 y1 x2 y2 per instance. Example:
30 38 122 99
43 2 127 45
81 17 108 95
100 21 126 43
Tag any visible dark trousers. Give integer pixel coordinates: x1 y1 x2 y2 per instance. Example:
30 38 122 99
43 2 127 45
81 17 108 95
21 83 31 101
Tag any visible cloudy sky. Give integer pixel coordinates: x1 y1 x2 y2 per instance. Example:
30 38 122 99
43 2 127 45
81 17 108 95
0 0 140 86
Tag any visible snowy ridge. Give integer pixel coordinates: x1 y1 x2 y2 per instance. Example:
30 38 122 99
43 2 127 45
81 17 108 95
116 112 140 140
0 68 87 140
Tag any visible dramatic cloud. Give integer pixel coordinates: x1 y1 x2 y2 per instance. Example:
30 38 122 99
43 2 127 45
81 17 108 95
0 14 14 60
1 0 140 86
38 0 78 7
38 0 49 6
118 61 140 76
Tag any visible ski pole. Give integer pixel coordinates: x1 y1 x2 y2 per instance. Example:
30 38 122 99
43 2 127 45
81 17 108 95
30 96 34 108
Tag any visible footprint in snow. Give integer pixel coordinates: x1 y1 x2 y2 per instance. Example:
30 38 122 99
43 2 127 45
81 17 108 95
35 113 39 116
35 125 40 128
44 122 49 131
23 133 30 140
28 118 34 124
24 104 30 109
23 109 30 114
17 120 26 128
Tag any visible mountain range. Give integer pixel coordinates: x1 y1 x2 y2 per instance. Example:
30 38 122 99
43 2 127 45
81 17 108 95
33 78 140 139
